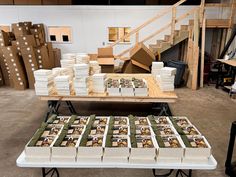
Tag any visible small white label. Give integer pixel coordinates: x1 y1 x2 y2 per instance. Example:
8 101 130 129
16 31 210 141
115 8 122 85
16 73 19 76
18 77 21 81
38 60 42 63
20 82 23 85
9 53 13 57
23 37 26 40
38 56 41 59
31 64 34 67
24 42 28 45
27 47 30 51
28 55 32 58
15 68 18 72
29 59 32 63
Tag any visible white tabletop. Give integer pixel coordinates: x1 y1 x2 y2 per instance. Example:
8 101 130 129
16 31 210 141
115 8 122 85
16 152 217 170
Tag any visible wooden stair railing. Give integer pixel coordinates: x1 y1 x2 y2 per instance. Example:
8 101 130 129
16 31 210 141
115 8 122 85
107 0 187 49
116 6 199 59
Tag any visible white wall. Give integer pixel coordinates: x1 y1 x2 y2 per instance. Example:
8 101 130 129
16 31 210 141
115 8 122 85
0 5 221 55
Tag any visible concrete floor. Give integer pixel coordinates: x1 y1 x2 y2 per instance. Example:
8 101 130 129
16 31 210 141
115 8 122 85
0 86 235 177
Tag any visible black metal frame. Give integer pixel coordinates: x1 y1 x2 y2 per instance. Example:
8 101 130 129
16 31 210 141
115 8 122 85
152 169 193 177
42 168 59 177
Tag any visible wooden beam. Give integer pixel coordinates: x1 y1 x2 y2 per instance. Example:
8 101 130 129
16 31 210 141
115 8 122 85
135 32 139 44
170 7 176 44
192 9 200 90
205 3 234 7
200 17 206 88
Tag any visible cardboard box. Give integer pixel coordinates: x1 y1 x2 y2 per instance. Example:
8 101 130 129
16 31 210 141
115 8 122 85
30 27 45 45
21 46 39 89
32 24 46 41
14 0 41 4
16 35 37 48
42 0 58 5
34 46 51 69
1 46 28 90
58 0 72 4
97 57 114 73
0 66 4 86
130 43 155 67
122 60 150 73
11 23 29 37
0 0 13 4
45 42 55 68
0 30 10 47
98 47 113 58
53 48 61 67
0 50 12 86
88 53 98 61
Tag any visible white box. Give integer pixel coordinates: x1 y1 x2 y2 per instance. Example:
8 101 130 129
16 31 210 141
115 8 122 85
151 116 173 125
104 135 131 157
113 116 129 126
157 135 185 158
184 136 211 158
77 135 106 157
134 117 151 126
152 125 178 136
130 136 158 158
135 126 155 136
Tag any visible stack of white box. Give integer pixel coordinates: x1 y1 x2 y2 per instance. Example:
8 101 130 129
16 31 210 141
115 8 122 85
92 74 106 93
151 62 164 76
54 75 72 95
89 61 101 75
73 64 90 96
34 69 54 96
60 53 76 69
158 67 176 92
76 53 90 64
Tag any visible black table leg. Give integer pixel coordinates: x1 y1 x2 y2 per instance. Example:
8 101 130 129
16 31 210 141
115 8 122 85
152 169 174 177
42 168 59 177
152 103 172 116
44 101 59 122
216 63 222 89
66 101 77 114
176 169 192 177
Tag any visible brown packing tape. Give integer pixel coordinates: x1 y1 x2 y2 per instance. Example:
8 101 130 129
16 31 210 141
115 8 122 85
130 43 155 67
0 49 12 86
34 46 51 69
53 48 61 67
21 46 39 89
45 42 55 68
1 46 28 90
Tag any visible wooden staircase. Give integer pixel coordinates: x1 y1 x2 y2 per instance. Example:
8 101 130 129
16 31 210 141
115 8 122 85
106 0 235 90
149 24 189 55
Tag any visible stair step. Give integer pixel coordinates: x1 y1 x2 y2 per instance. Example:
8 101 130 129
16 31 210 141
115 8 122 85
174 30 180 36
180 25 189 31
164 35 171 42
149 44 159 49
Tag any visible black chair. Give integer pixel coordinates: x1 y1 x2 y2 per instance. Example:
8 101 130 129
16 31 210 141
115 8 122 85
225 121 236 177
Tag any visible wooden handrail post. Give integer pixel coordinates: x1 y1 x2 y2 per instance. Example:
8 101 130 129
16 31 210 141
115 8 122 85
135 32 139 44
170 7 176 45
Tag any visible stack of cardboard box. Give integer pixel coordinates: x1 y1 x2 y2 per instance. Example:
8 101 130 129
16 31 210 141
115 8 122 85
97 48 114 73
1 46 28 90
0 21 60 90
122 43 155 73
